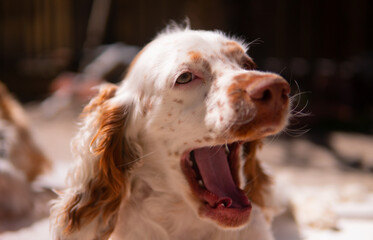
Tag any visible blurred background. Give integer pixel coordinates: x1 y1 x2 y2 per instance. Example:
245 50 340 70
0 0 372 239
1 0 372 133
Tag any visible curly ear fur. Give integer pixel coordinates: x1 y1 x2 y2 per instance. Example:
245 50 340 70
51 84 140 239
243 140 271 208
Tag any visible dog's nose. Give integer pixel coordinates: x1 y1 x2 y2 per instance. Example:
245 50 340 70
227 73 290 137
249 77 290 106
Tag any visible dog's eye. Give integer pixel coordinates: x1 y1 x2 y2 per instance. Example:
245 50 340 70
242 63 252 70
176 72 194 84
241 60 257 71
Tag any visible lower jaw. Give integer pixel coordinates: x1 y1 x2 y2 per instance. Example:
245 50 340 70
199 203 252 228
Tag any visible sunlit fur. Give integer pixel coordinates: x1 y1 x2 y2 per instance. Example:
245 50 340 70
50 25 289 240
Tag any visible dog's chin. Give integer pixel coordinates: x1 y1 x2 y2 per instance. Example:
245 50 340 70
198 201 252 229
180 142 252 228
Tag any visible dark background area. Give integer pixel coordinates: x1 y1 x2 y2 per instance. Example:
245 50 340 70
0 0 372 133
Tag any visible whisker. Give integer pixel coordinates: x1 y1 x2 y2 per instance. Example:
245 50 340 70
267 132 280 145
282 80 312 138
118 151 156 167
283 125 310 137
279 66 288 75
247 38 263 47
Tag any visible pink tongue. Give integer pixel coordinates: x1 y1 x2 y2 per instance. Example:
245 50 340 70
193 146 249 208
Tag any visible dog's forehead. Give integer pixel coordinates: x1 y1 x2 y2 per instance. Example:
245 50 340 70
121 30 250 94
155 30 247 57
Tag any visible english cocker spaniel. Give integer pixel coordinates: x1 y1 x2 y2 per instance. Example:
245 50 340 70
0 82 50 224
51 25 290 240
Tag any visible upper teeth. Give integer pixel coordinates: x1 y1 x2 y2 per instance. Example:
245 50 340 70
225 144 229 154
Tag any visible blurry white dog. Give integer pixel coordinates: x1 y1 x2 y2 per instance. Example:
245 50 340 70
0 82 50 222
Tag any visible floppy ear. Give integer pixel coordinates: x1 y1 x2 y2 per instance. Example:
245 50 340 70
51 83 140 239
242 140 271 208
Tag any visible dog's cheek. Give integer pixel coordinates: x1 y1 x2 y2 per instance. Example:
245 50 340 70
205 91 234 134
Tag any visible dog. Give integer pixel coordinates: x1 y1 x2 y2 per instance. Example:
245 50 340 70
0 82 50 225
51 24 290 240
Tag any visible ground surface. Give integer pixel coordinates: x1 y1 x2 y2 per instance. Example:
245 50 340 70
0 103 372 240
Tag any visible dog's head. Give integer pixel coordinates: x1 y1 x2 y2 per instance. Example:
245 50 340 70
54 26 290 238
120 27 290 227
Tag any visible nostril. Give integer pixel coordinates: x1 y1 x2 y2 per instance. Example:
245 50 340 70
250 84 274 102
250 86 272 101
249 78 290 103
261 89 272 102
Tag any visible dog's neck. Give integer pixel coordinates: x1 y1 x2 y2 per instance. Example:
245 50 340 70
114 155 215 240
111 132 211 238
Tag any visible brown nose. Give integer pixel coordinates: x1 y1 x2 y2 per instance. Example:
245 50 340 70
249 77 290 106
227 73 290 138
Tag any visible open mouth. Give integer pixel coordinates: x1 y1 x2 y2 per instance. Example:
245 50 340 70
181 142 252 227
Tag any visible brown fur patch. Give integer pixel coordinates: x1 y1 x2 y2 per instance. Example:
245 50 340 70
187 51 212 75
82 83 118 115
222 41 245 59
188 51 202 62
203 136 212 142
242 141 271 207
224 41 243 49
241 56 257 70
225 73 262 138
173 99 184 104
